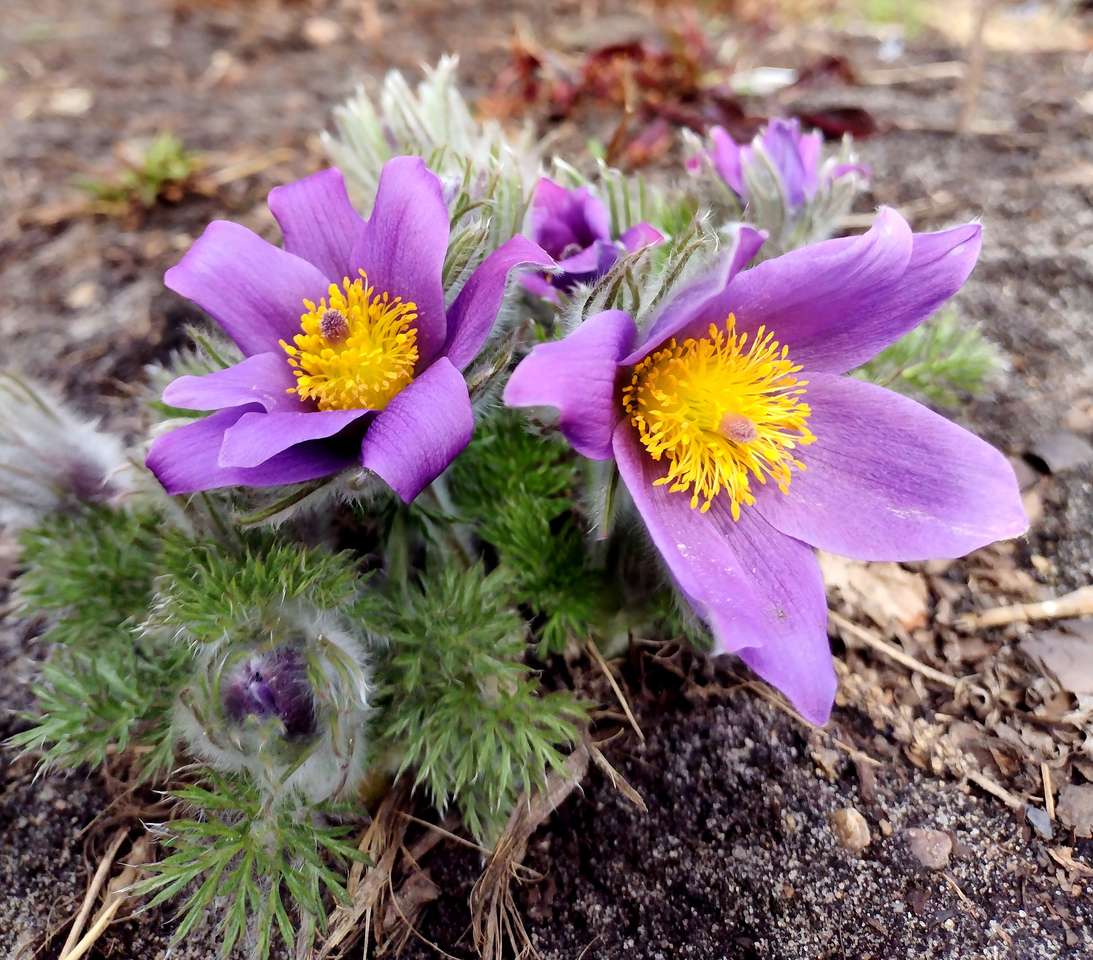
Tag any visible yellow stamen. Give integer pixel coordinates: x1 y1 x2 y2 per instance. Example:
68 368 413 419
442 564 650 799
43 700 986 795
280 270 419 411
622 314 816 520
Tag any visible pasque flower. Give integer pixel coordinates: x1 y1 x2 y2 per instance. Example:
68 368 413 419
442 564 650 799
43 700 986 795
147 157 551 501
505 210 1026 723
522 177 663 302
708 117 867 210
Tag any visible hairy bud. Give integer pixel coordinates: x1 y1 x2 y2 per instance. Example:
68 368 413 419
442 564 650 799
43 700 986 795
176 608 374 805
0 373 136 529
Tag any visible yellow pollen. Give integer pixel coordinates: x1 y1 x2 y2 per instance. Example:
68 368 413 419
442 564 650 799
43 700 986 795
621 314 816 520
280 270 419 411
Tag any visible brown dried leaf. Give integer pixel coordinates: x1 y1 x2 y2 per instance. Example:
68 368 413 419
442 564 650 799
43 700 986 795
820 554 930 631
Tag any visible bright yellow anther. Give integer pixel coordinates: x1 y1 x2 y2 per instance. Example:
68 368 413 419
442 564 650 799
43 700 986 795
622 315 816 520
280 270 419 411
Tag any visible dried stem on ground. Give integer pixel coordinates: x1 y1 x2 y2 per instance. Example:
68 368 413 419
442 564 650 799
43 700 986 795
470 744 591 960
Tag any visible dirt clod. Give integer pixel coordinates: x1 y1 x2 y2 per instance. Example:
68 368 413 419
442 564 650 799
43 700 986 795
907 828 954 871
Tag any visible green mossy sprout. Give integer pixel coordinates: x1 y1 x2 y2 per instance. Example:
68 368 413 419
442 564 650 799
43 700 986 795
10 506 185 777
449 411 612 656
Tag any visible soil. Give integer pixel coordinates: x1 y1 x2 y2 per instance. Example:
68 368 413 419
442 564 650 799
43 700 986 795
1 1 1091 958
405 684 1093 960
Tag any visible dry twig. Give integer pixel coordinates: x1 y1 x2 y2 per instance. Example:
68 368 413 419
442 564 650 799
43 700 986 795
957 586 1093 631
830 612 958 689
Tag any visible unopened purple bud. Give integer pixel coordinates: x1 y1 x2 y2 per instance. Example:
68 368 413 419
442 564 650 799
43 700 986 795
223 647 315 739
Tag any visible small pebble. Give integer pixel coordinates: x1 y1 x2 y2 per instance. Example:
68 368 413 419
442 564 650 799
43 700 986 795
303 16 343 47
829 807 871 855
907 828 952 870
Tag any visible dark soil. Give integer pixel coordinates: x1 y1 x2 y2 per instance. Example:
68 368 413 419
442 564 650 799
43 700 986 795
2 1 1092 958
404 687 1092 960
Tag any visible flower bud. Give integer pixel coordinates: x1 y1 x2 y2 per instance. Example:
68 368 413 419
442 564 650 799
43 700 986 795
221 646 315 739
0 373 135 528
176 609 374 805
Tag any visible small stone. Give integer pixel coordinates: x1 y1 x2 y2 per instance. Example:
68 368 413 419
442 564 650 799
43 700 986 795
1025 805 1054 840
907 828 952 870
1027 430 1093 475
47 87 93 116
829 807 871 854
303 16 344 47
879 818 894 837
64 280 101 311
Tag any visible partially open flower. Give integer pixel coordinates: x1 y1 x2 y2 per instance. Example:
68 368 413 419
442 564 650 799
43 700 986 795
708 118 867 211
522 177 664 303
0 373 135 529
147 158 551 501
505 210 1027 724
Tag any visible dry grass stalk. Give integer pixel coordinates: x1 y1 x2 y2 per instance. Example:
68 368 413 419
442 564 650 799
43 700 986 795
318 781 411 959
471 744 591 960
588 741 647 813
958 0 997 132
830 611 958 689
586 639 644 742
59 835 154 960
58 826 130 958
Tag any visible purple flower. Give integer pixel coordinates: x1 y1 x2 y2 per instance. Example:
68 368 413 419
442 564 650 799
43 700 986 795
522 177 663 303
709 118 867 209
504 210 1026 724
147 158 551 501
222 646 315 740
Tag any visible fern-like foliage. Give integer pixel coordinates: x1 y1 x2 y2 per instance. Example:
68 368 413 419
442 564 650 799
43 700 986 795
154 533 365 646
855 306 1005 407
372 564 585 844
449 411 611 655
10 506 186 776
133 774 365 959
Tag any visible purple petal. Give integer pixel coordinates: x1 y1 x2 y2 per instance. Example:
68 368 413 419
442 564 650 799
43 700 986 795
760 119 815 207
165 222 329 357
521 271 561 304
444 235 554 371
827 161 871 184
696 207 916 373
360 358 473 502
529 178 612 256
612 421 833 722
709 126 745 197
736 631 837 725
755 373 1028 560
268 168 366 281
146 407 354 494
349 157 449 365
619 222 665 253
219 409 370 468
623 224 765 365
504 309 635 460
162 353 301 413
556 239 617 278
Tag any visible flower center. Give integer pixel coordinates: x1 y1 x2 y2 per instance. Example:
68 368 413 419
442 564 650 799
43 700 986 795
622 315 816 520
280 270 419 411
